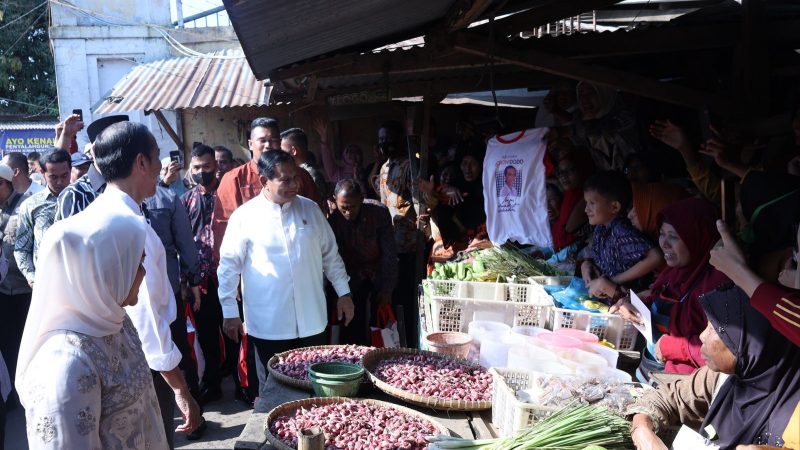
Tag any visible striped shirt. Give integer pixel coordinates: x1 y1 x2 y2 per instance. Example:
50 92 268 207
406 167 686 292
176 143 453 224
751 282 800 347
13 188 59 284
54 164 106 222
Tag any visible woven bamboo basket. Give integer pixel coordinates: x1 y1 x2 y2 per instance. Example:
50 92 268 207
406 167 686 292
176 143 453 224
362 347 492 411
264 396 448 450
267 345 373 391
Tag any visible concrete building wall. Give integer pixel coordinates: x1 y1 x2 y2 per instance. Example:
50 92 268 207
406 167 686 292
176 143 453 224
50 0 179 157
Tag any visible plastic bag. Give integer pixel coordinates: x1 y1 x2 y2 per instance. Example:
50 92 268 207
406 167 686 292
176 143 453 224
370 305 400 348
546 277 608 313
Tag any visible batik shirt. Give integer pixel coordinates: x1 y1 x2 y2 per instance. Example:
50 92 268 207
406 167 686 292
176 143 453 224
181 185 217 293
14 188 59 284
328 200 398 295
54 165 106 222
378 157 418 254
591 217 653 279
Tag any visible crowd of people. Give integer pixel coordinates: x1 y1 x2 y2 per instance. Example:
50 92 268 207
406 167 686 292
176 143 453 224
0 76 796 449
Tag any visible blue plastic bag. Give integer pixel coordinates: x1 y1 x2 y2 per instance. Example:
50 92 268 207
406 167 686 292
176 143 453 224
546 277 605 313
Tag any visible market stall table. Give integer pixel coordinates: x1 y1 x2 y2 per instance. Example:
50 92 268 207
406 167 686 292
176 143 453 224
234 374 498 449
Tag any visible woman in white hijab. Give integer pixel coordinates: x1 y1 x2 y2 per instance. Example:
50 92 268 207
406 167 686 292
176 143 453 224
15 195 167 449
573 81 640 171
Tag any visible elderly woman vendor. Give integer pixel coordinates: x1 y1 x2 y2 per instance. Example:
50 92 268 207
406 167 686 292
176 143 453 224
627 284 800 450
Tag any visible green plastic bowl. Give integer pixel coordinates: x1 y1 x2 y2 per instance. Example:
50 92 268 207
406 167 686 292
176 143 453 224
308 372 361 397
308 362 364 381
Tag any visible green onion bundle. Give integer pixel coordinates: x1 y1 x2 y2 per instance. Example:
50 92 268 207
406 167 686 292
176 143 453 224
478 245 563 280
425 403 632 450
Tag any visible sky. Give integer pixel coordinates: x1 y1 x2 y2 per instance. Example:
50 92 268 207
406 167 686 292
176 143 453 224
170 0 230 27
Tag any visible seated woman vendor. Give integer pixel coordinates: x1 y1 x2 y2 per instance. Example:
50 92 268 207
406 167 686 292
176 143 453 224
580 170 663 299
612 198 730 380
420 144 490 263
627 285 800 450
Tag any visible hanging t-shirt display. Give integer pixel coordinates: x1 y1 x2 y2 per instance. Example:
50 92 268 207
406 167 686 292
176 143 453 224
483 128 552 247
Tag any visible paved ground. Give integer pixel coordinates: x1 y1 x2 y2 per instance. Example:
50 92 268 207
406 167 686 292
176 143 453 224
5 382 253 450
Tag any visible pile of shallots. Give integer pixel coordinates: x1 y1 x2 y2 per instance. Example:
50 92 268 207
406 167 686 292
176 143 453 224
269 401 436 449
270 345 372 380
374 354 492 402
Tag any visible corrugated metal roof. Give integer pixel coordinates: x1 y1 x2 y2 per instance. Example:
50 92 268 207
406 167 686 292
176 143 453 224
93 49 268 114
0 122 57 131
224 0 454 79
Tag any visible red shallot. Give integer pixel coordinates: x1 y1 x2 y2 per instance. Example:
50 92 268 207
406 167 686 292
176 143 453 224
374 354 492 402
269 401 437 449
271 345 372 380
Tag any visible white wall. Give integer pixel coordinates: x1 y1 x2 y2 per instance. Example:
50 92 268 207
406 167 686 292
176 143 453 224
50 0 179 157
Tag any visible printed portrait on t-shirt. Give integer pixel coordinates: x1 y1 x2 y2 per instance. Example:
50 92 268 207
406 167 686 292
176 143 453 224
496 164 521 199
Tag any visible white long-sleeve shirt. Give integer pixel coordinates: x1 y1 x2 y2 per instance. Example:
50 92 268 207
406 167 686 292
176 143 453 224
217 194 350 340
105 187 182 372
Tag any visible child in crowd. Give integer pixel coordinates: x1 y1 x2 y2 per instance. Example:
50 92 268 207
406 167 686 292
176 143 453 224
580 170 663 299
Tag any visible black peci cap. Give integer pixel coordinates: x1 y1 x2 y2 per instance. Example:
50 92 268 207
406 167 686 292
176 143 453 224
86 115 129 143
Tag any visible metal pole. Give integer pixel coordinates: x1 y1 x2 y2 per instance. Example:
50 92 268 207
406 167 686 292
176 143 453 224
176 0 184 28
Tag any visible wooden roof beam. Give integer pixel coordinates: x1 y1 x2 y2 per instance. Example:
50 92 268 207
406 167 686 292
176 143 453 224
452 32 729 111
269 71 556 103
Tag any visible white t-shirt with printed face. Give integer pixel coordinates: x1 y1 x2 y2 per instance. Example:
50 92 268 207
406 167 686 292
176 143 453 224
483 128 552 247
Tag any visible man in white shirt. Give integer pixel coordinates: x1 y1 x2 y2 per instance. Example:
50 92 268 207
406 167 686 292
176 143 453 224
500 165 518 198
91 121 202 445
218 150 354 412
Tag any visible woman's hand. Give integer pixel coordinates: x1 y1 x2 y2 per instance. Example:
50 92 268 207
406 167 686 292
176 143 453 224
581 260 597 285
442 186 466 205
312 117 328 142
632 428 669 450
650 120 691 153
609 297 643 325
466 238 492 252
654 336 665 362
587 276 617 298
631 414 668 450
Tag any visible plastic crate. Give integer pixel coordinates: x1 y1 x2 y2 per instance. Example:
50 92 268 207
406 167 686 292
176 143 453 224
491 367 655 438
490 367 564 437
527 276 573 286
422 280 553 335
549 307 639 351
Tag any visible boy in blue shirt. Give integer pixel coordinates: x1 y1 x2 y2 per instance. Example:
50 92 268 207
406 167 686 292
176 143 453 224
580 170 663 299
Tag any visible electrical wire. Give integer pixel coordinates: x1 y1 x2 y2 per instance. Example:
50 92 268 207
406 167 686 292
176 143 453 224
0 96 53 109
0 1 46 31
2 6 47 55
49 0 240 52
627 0 652 29
22 96 58 118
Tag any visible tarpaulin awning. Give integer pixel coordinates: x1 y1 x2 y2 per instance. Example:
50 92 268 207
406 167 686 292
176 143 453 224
92 49 269 115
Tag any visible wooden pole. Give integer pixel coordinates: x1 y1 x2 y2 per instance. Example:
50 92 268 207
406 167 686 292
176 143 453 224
297 428 324 450
151 109 185 151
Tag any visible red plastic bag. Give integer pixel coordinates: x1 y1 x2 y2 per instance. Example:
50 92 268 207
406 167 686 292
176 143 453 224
370 305 401 348
184 304 205 380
